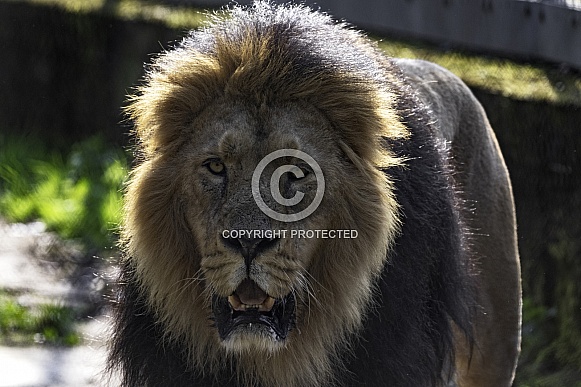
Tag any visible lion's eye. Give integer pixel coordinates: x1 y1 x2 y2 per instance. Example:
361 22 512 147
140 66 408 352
203 159 226 175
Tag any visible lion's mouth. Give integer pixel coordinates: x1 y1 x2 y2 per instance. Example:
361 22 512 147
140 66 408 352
212 278 295 341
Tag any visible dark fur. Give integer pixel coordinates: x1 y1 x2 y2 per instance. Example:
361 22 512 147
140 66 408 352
108 2 474 386
343 79 475 385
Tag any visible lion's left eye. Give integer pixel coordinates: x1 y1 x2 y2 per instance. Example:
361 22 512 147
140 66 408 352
203 159 226 175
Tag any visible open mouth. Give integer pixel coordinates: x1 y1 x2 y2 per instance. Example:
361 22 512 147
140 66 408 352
212 278 295 341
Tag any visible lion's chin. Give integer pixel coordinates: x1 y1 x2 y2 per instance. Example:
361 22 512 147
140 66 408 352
211 279 296 349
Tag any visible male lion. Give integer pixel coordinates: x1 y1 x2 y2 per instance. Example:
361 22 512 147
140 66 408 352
108 2 521 386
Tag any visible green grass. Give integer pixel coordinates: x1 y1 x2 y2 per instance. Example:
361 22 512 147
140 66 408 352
0 134 127 249
0 135 121 345
378 39 581 106
25 0 208 29
0 290 81 346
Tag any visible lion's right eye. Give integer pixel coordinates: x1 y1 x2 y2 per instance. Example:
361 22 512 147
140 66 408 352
203 159 226 175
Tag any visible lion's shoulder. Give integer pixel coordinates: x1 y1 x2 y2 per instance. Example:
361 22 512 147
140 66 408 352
394 58 486 144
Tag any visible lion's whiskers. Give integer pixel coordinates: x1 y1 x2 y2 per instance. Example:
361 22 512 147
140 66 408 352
167 267 206 302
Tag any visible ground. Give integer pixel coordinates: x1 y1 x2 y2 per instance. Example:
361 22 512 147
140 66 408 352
0 219 114 386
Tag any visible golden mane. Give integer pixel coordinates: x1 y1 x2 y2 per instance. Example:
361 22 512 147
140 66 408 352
118 4 408 386
127 2 407 164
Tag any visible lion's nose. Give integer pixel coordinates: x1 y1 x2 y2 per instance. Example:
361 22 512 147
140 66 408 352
222 235 279 271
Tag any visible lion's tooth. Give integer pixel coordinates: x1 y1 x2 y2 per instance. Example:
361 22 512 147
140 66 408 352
228 295 243 311
229 294 275 312
259 296 275 312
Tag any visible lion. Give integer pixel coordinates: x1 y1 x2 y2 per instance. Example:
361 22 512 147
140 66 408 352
107 2 522 386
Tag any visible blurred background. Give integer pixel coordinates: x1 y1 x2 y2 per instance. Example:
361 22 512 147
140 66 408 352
0 0 579 385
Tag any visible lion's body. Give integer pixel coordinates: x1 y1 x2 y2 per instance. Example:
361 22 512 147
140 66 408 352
108 2 521 386
397 59 522 385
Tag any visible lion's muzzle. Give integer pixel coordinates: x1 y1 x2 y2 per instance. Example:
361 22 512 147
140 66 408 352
221 233 280 273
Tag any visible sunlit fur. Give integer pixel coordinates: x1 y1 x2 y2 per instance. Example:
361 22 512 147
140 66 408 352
116 2 408 386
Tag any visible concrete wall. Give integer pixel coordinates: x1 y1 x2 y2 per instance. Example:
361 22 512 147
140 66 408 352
187 0 581 70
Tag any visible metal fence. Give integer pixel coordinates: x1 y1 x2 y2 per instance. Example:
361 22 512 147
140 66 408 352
175 0 581 70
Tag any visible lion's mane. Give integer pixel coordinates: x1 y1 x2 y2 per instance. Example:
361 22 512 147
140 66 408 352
108 2 476 386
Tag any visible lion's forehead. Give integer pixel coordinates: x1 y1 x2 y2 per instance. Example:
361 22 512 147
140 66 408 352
190 100 337 161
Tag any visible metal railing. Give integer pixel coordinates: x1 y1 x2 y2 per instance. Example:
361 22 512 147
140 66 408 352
174 0 581 70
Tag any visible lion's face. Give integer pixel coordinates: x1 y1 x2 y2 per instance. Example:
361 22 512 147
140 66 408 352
125 90 403 371
177 99 358 351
